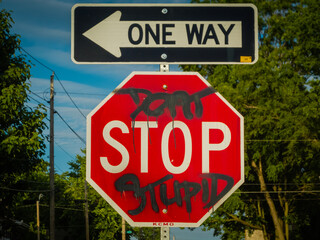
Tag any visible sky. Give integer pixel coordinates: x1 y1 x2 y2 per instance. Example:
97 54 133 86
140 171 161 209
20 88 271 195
1 0 220 239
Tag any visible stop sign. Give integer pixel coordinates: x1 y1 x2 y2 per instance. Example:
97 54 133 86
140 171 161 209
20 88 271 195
86 72 244 227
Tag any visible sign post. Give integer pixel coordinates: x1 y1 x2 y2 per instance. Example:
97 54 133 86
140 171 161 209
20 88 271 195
159 64 169 239
72 4 258 64
72 2 255 230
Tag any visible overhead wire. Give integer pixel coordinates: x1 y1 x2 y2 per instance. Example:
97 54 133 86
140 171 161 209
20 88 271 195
21 47 55 73
236 190 320 194
53 72 87 119
21 48 86 145
55 111 86 144
28 94 49 109
0 186 50 193
21 47 86 119
55 141 76 160
29 92 85 145
29 90 49 104
243 182 320 186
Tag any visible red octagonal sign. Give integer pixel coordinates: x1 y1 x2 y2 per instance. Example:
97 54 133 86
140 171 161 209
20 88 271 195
86 72 244 227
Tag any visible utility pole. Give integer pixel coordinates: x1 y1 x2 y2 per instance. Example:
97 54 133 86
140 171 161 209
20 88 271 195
122 217 125 240
84 180 89 240
37 194 43 240
49 72 55 240
37 200 40 240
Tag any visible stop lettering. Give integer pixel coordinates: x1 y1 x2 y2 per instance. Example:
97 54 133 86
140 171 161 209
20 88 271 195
86 72 244 227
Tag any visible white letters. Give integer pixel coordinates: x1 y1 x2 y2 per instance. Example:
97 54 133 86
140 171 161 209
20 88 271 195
100 120 129 173
161 121 192 174
100 120 231 174
202 122 231 173
134 121 158 173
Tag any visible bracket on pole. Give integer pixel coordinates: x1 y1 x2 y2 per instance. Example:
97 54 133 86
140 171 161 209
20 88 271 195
160 64 169 72
160 226 170 240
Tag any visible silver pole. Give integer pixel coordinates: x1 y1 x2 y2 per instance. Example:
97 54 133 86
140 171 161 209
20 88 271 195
160 64 170 240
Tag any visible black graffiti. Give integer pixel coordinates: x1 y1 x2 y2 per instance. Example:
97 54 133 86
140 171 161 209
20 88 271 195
117 87 216 121
114 173 234 216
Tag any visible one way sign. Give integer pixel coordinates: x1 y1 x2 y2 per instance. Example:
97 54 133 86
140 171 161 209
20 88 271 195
71 4 258 64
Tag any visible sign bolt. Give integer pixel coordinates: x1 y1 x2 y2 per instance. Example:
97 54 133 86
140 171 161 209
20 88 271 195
161 53 167 60
162 8 168 14
162 84 168 90
162 209 168 214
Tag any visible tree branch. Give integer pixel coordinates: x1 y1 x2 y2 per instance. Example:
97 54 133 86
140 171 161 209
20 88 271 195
251 159 286 240
221 209 262 230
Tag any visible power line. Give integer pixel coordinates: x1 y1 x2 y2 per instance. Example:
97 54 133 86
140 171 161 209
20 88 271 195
55 111 86 144
55 141 76 160
236 190 320 194
21 47 86 119
19 179 50 184
29 91 85 146
246 139 317 142
29 90 49 103
53 91 106 96
243 183 320 186
22 47 87 145
0 186 50 193
53 73 86 119
28 95 50 118
21 47 55 73
241 198 320 202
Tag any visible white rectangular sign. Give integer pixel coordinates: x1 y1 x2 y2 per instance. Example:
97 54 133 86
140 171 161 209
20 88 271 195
72 4 258 64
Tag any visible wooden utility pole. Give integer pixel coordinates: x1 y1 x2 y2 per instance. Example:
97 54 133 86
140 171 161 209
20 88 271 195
49 73 55 240
36 200 40 240
37 193 43 240
84 180 89 240
122 217 126 240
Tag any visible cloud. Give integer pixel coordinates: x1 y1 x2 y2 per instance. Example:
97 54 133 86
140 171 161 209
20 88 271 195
3 0 73 24
15 23 69 45
30 77 108 109
24 46 168 82
5 0 190 174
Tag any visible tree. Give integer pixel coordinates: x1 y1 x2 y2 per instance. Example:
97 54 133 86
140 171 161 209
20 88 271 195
183 0 320 239
67 150 161 239
0 7 47 238
67 150 125 240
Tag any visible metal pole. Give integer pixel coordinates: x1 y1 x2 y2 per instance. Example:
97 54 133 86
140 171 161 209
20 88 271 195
84 180 89 240
160 64 169 72
159 64 170 240
160 227 170 240
49 72 55 240
122 217 126 240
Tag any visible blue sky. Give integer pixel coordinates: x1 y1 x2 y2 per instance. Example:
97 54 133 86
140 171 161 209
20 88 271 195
2 0 221 239
2 0 187 172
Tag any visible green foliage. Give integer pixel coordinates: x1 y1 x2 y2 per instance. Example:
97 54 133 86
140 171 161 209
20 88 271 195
0 8 47 239
0 9 47 176
65 150 160 239
131 226 160 240
66 150 125 240
184 0 320 239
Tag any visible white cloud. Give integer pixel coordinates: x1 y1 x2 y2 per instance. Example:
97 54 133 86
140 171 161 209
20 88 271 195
6 0 189 174
24 46 167 81
30 77 108 110
15 23 69 45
